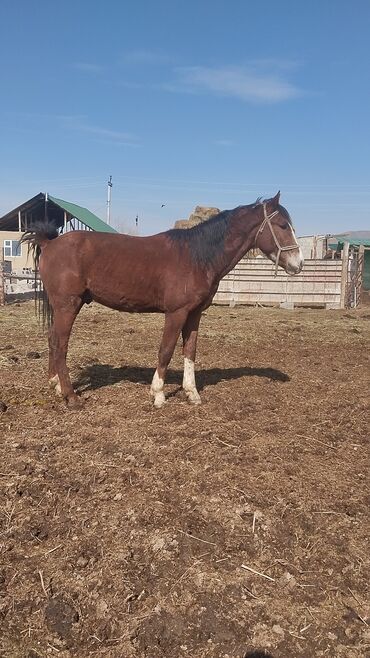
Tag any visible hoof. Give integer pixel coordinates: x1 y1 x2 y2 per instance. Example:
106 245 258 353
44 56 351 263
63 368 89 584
186 390 202 405
153 393 166 409
66 396 84 410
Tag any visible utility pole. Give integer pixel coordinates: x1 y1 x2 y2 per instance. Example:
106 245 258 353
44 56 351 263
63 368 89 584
44 192 49 224
106 175 113 225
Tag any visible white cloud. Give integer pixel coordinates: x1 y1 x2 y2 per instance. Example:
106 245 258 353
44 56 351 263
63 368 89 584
4 112 138 146
248 57 302 71
60 116 139 146
73 62 104 74
121 50 169 65
214 139 234 147
170 65 303 103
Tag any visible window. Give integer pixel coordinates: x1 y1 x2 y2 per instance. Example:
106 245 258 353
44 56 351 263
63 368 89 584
3 240 22 257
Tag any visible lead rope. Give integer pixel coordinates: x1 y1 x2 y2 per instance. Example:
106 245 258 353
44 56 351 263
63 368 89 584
255 204 299 276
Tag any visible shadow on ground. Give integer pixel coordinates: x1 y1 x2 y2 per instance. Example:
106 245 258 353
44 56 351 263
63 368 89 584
243 652 275 658
74 363 290 393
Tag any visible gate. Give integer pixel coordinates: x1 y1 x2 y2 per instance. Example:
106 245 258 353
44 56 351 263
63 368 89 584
347 245 365 308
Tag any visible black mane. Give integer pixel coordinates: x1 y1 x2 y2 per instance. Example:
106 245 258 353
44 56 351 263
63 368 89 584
278 204 293 225
167 208 234 266
167 199 263 266
167 198 290 266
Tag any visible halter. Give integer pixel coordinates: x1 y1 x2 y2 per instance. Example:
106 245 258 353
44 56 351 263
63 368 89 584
255 203 300 275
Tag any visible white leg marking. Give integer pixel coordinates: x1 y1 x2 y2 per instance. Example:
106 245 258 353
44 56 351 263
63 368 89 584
49 374 62 396
150 369 166 408
183 357 201 405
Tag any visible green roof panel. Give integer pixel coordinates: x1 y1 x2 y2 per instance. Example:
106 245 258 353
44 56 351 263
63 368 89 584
329 236 370 249
49 195 118 233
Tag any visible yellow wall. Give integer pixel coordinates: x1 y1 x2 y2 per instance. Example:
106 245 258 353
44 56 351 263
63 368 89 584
1 231 31 271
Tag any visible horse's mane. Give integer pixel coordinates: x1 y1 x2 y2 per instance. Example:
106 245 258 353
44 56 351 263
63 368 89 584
277 204 292 224
167 199 261 266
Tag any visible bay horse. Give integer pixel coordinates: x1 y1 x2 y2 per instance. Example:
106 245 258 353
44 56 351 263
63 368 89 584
22 192 303 409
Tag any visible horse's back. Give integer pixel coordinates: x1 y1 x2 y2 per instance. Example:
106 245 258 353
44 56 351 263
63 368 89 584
41 231 169 273
39 230 201 313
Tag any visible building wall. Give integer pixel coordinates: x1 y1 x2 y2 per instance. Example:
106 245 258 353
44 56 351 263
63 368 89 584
0 231 31 272
297 235 326 260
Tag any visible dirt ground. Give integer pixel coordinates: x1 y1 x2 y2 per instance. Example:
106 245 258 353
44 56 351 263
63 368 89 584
0 300 369 658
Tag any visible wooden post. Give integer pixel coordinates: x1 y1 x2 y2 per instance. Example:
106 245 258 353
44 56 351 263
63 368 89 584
0 245 5 306
356 245 365 307
312 235 317 259
229 266 236 307
340 242 350 308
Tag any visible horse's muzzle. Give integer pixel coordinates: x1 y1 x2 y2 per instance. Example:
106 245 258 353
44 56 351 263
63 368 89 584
284 247 304 275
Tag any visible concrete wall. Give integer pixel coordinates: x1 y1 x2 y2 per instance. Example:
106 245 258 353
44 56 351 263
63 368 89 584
297 235 326 260
5 273 37 300
0 231 31 272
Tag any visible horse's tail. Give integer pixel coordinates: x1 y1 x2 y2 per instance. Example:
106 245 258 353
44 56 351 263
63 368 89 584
20 222 59 328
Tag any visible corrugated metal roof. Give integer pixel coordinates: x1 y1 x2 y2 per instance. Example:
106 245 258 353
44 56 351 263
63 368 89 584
329 231 370 248
48 195 118 233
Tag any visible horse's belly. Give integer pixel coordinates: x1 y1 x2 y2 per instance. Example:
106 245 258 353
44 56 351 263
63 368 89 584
89 285 163 313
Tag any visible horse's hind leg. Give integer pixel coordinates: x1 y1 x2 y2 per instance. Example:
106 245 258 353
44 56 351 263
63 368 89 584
151 309 188 408
182 308 202 404
51 297 83 408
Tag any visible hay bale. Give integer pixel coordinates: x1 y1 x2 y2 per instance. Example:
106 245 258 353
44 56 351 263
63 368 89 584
174 206 220 229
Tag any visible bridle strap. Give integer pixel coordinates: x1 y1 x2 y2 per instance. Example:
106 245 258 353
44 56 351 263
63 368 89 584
255 203 299 275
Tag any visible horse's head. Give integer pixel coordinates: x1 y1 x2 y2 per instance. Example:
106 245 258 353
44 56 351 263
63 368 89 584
255 192 303 275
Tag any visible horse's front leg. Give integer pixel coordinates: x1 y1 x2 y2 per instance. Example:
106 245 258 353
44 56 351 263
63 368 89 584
151 309 188 408
181 308 202 404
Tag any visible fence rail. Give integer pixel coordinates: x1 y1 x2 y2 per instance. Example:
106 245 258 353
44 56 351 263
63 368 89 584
1 271 39 304
214 247 354 309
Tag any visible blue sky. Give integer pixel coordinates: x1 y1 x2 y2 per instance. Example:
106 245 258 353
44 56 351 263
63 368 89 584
0 0 369 236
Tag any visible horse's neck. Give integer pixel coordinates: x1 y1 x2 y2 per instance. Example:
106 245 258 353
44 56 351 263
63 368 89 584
210 212 259 281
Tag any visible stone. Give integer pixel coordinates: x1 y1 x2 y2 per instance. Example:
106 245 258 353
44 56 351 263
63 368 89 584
45 596 79 638
26 351 41 359
76 555 89 568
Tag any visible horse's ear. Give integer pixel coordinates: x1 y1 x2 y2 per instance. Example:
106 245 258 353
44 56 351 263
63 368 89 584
266 191 280 211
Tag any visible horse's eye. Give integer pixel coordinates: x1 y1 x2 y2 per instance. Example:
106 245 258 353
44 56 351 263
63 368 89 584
282 223 290 230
